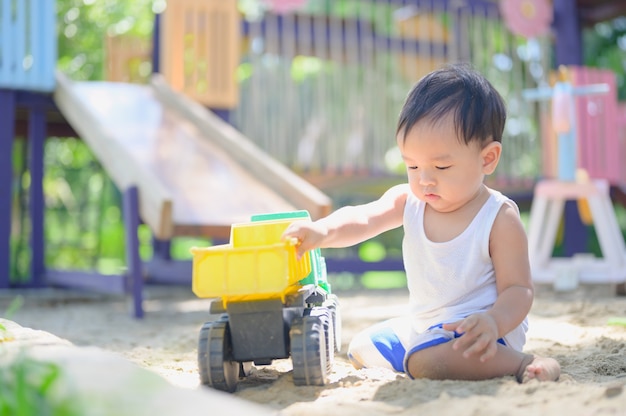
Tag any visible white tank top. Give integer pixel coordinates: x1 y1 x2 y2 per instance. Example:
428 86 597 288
402 188 527 350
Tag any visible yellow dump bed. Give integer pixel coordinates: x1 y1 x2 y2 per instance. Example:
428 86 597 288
191 219 311 304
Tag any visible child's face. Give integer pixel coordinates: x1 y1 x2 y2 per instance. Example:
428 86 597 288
396 116 496 213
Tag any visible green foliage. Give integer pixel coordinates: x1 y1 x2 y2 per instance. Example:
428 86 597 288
43 138 125 273
361 271 406 290
0 354 83 416
358 240 386 263
583 17 626 100
2 296 24 321
0 296 23 340
56 0 160 81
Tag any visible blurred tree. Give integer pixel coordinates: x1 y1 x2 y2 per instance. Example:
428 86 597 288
583 17 626 100
56 0 163 81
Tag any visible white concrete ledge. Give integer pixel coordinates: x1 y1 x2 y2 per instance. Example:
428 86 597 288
0 319 274 416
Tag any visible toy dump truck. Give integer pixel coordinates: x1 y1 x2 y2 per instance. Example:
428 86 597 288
190 211 341 392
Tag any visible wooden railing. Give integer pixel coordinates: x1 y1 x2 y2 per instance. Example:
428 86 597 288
160 0 240 108
0 0 57 92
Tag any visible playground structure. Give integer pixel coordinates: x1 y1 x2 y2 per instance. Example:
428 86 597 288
3 0 626 318
524 65 626 290
191 210 340 392
1 0 332 318
146 0 552 275
101 0 626 288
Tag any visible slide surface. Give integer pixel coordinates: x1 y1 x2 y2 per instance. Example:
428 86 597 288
53 73 331 239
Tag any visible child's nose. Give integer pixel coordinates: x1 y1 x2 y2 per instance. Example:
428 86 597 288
419 170 435 186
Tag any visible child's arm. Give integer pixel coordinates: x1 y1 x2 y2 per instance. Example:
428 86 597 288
487 202 534 336
444 202 533 361
282 184 409 258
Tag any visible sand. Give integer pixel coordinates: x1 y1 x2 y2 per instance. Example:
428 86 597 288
1 282 625 415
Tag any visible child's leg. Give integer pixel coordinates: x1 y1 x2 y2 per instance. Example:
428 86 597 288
405 341 560 382
347 316 412 372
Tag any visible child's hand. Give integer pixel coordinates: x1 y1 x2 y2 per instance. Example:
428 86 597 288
281 220 328 259
443 313 500 362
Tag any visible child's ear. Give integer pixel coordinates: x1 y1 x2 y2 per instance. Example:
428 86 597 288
481 141 501 174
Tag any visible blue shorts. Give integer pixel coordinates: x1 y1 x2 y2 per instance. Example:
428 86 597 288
347 317 506 376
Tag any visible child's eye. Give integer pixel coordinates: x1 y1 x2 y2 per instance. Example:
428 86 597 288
436 166 451 170
407 166 418 170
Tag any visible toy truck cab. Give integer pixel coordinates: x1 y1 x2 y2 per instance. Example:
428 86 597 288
190 211 341 392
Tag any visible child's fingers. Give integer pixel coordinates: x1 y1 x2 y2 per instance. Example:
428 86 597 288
445 315 476 335
442 321 461 331
295 239 308 259
458 333 491 358
479 342 498 362
452 328 477 353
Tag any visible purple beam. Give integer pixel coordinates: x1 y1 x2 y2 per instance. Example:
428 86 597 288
151 237 171 261
578 2 626 26
152 12 161 74
123 186 144 318
28 105 46 286
553 0 583 65
379 0 495 7
210 108 231 123
145 259 192 285
240 15 449 59
324 257 404 274
553 0 587 257
0 90 15 288
46 270 126 294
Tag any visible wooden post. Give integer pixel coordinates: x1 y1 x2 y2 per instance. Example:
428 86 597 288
0 90 15 288
123 186 144 319
28 104 46 286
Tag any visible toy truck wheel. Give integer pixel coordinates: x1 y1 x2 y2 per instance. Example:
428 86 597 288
198 320 239 393
324 294 342 353
289 312 328 386
307 307 334 373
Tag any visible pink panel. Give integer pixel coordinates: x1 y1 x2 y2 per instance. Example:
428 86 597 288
618 103 626 184
571 66 621 184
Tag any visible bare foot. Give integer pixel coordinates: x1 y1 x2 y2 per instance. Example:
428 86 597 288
517 355 560 383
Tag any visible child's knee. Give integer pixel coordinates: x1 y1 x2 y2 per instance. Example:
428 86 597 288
346 331 381 370
347 328 405 372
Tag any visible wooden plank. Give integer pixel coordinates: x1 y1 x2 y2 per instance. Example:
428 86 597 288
105 34 152 83
160 0 240 108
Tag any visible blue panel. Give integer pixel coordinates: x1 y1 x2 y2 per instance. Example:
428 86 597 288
38 0 57 91
0 0 15 87
30 0 42 87
14 0 26 88
0 0 56 92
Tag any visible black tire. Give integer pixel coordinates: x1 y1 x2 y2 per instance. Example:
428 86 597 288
198 319 239 393
324 294 342 353
290 312 328 386
308 307 334 373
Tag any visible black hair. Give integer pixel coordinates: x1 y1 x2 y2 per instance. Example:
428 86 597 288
396 63 506 145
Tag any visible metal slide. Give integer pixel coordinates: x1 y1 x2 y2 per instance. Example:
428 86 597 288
53 73 331 240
